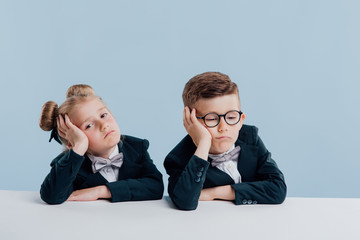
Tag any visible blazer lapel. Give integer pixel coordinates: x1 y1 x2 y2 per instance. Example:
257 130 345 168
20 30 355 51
236 139 258 182
77 156 108 188
117 141 142 180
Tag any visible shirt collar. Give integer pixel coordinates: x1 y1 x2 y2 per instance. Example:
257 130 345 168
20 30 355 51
87 145 119 164
208 144 235 159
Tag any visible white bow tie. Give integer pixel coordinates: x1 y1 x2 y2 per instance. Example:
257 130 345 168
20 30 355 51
209 146 241 167
91 152 124 173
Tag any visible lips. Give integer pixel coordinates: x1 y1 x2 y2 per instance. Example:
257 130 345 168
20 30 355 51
216 136 230 140
104 130 115 139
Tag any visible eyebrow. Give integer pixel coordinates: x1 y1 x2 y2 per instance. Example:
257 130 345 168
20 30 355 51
81 106 108 125
199 109 241 116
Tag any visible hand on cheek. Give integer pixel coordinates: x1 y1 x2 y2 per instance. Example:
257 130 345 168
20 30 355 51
183 107 212 147
183 107 212 160
57 114 89 156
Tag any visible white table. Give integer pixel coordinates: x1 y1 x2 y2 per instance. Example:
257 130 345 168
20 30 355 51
0 190 359 240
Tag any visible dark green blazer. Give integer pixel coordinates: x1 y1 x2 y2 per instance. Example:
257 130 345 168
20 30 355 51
40 135 164 204
164 125 286 210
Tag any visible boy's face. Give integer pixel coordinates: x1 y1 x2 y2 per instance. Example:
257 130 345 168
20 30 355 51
194 94 245 154
69 98 121 158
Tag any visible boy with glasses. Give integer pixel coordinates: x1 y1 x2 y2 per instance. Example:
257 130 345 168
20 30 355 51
164 72 286 210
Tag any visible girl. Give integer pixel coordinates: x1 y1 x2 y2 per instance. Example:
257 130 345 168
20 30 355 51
39 84 164 204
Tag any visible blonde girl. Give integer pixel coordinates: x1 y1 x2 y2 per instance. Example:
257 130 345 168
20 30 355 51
39 84 164 204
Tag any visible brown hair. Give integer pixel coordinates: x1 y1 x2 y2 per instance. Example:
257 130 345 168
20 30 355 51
39 84 101 146
182 72 239 108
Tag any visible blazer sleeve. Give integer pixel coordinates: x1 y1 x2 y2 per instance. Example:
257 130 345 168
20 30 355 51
231 128 287 205
105 139 164 202
164 139 210 210
40 149 85 204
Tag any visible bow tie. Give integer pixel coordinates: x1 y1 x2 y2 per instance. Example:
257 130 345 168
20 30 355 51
91 152 124 173
209 146 241 167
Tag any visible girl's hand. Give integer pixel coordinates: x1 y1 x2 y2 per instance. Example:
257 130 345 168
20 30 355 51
183 107 212 160
67 186 111 201
199 185 235 201
57 114 89 156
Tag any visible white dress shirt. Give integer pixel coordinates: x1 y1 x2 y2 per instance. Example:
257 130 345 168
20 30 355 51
208 145 242 184
87 145 121 183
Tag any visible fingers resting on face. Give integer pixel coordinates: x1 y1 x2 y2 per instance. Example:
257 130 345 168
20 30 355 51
183 106 190 127
56 114 67 139
183 106 212 145
56 114 81 142
183 106 204 129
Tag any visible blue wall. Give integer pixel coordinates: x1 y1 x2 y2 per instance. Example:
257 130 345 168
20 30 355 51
1 0 359 198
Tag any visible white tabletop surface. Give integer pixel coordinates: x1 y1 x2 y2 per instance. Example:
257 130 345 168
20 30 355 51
0 190 359 240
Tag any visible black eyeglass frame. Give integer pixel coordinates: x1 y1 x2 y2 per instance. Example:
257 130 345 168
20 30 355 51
196 110 243 128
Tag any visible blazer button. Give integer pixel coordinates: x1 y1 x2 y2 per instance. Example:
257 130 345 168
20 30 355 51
248 200 253 204
242 199 248 205
198 166 204 172
194 177 201 183
253 201 257 204
196 171 202 177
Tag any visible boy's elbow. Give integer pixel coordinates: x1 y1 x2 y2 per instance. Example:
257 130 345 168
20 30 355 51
174 200 198 211
40 193 66 205
40 188 67 205
170 193 198 211
272 194 286 204
279 184 287 204
177 203 198 211
272 181 287 204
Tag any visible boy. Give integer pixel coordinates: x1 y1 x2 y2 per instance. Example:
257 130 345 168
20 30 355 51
164 72 286 210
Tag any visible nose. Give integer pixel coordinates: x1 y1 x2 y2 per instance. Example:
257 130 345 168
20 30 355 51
217 116 228 132
100 121 109 132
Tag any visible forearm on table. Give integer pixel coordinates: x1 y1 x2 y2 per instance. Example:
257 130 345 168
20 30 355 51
201 185 235 201
95 185 112 199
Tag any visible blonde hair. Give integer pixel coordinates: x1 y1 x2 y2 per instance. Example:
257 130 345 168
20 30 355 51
39 84 102 146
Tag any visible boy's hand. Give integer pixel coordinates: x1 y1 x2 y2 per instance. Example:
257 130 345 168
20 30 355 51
57 114 89 156
183 107 212 160
199 185 235 201
183 106 212 146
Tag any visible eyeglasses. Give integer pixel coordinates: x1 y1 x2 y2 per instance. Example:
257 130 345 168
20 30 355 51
196 110 243 128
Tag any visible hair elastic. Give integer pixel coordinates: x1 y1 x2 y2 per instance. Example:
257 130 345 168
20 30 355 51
49 128 62 145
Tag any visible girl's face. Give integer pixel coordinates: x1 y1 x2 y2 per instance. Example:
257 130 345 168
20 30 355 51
69 98 121 158
194 94 245 154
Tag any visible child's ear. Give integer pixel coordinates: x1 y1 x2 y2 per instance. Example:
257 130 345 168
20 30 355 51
241 112 246 121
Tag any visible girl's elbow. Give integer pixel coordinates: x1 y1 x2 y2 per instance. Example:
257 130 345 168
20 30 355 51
149 179 165 200
152 187 164 200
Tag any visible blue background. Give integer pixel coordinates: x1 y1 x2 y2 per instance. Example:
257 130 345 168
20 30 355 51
1 0 359 198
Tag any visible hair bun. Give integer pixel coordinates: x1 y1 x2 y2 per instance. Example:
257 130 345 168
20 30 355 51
39 101 58 131
66 84 95 98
